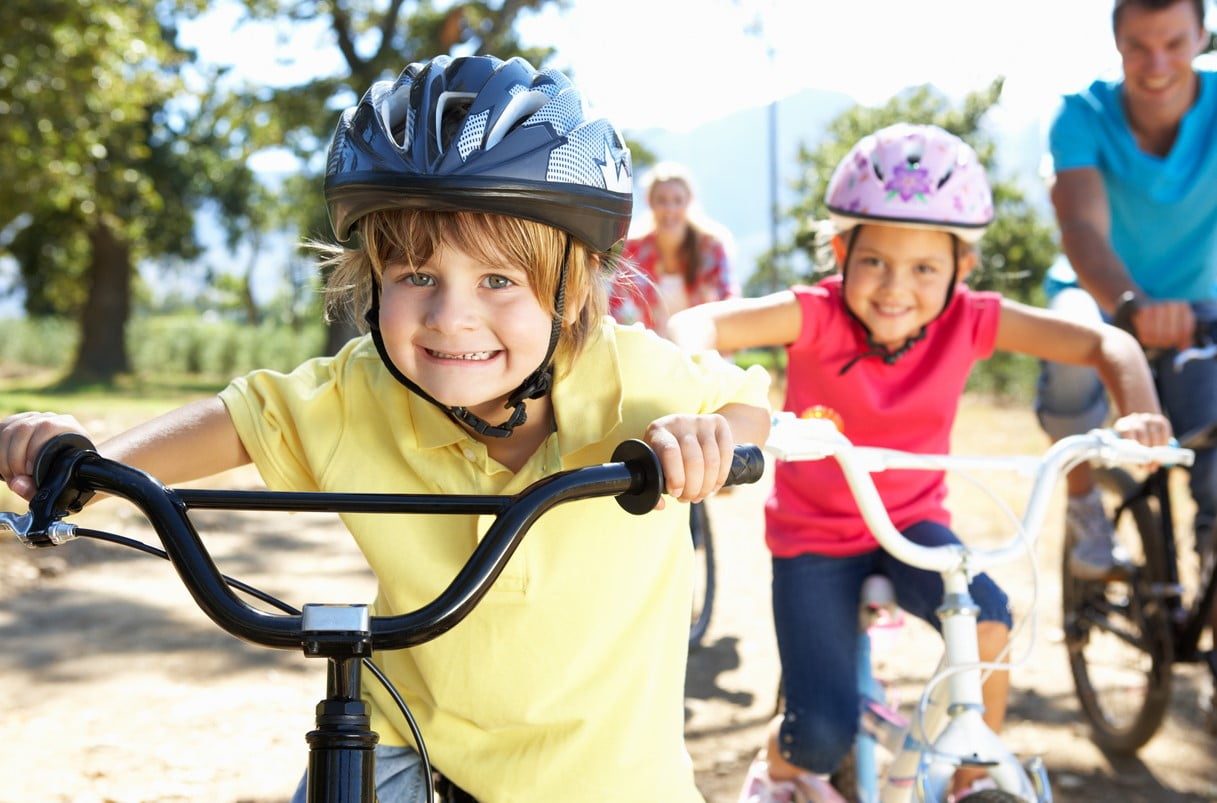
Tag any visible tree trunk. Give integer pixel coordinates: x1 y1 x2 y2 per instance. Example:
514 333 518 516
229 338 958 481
68 217 131 383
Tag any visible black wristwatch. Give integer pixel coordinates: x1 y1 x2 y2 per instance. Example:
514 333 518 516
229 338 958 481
1113 290 1141 336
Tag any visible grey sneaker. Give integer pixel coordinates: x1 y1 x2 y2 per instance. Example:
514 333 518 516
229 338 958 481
1066 489 1122 580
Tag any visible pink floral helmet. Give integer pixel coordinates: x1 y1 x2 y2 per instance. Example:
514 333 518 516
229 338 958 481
825 123 994 243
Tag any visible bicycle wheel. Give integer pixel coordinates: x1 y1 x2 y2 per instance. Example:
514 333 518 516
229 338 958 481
1062 466 1174 753
689 501 716 648
828 744 860 803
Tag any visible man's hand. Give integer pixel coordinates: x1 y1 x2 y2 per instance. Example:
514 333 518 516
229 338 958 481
1131 299 1196 352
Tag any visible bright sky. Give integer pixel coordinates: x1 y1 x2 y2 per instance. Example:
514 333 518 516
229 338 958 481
178 0 1146 137
519 0 1128 134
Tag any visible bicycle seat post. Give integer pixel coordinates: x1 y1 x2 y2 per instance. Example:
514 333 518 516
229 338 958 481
300 604 378 803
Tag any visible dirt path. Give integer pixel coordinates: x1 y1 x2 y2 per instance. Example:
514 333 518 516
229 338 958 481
1 399 1214 802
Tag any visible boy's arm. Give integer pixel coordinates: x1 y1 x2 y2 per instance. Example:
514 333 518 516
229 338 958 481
0 396 250 501
994 298 1164 422
99 396 251 485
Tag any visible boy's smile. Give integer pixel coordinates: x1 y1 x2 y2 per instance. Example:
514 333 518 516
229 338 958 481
378 244 553 424
841 224 966 350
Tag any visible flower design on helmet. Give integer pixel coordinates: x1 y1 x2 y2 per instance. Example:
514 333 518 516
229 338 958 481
885 164 932 203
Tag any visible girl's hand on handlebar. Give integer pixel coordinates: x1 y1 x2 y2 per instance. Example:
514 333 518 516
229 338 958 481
644 413 735 508
0 412 91 501
1112 411 1173 453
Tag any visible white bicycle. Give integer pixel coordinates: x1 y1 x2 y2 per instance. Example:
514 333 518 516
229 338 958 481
764 413 1193 803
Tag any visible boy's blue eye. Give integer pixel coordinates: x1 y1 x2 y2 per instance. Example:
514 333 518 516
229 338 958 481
405 272 433 287
484 274 514 289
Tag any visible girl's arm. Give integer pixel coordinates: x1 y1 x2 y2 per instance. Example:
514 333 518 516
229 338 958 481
0 396 250 501
994 298 1170 441
668 290 802 353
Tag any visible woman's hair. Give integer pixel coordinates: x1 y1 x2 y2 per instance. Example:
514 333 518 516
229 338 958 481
318 210 614 369
639 161 728 289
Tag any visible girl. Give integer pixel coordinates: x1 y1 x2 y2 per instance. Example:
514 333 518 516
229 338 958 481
667 123 1170 802
0 55 770 802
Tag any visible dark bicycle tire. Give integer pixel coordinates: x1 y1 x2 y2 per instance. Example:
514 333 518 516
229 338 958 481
1062 466 1174 753
828 743 860 803
689 501 716 648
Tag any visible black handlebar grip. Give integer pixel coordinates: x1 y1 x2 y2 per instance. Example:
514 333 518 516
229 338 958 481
33 433 98 487
725 444 765 487
32 432 98 514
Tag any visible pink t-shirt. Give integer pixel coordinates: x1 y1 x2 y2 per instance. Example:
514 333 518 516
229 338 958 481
766 275 1002 558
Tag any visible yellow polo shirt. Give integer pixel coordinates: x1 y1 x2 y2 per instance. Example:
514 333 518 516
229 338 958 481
219 321 769 803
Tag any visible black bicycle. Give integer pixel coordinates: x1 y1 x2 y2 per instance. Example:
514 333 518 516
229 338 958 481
688 500 715 648
1062 328 1217 753
1 434 763 803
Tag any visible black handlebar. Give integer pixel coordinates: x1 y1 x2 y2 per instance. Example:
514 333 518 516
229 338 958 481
19 436 764 653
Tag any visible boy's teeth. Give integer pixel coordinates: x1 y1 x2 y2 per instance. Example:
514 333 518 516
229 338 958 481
433 350 493 360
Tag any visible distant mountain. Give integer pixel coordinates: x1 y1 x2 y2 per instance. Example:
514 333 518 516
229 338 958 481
628 86 1048 285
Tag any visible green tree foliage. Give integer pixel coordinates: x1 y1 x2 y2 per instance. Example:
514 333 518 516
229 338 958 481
750 80 1058 395
0 0 210 383
0 0 563 382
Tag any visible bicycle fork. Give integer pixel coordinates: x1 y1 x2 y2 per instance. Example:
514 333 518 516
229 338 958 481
882 572 1051 802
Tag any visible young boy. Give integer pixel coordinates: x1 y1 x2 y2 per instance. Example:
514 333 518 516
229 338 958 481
0 54 770 802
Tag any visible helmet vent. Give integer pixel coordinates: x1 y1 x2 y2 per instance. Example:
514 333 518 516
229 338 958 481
435 91 476 154
485 89 549 150
381 84 414 149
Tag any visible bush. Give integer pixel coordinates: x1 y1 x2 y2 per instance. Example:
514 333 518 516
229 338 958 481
0 316 327 380
0 317 77 372
128 316 326 377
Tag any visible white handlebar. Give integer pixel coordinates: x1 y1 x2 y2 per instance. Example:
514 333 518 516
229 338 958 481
765 413 1194 574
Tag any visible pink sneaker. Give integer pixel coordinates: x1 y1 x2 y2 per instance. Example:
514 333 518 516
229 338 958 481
737 758 847 803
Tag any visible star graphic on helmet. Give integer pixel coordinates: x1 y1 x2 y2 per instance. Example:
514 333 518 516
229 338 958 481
598 142 631 193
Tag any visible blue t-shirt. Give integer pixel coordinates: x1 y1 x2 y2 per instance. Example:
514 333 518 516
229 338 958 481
1049 70 1217 301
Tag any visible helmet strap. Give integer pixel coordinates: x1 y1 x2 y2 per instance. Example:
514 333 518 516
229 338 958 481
837 228 959 375
363 235 571 439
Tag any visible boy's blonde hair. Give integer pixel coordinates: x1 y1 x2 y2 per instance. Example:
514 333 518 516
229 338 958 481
320 209 614 371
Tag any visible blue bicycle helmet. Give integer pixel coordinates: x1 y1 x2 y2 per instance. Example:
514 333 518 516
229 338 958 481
323 55 634 438
325 54 633 252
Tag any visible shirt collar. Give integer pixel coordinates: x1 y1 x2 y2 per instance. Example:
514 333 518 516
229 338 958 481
388 320 625 455
550 320 624 456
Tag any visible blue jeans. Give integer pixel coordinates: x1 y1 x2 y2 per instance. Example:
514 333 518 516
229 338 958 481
1035 286 1217 541
771 521 1012 774
290 744 428 802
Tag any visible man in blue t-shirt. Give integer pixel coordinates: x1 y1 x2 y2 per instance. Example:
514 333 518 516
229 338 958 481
1036 0 1217 719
